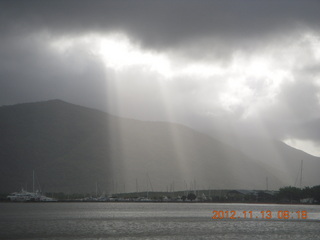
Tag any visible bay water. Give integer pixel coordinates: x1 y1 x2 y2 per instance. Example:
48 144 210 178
0 202 319 239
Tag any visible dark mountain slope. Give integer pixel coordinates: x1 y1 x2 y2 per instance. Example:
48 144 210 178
0 100 318 194
227 136 320 188
0 100 116 193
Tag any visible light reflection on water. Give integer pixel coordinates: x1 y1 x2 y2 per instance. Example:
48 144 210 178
0 202 319 239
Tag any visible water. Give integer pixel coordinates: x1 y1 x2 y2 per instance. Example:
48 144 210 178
0 202 319 239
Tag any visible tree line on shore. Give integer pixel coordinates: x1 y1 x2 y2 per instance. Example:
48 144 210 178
277 185 320 203
1 185 319 203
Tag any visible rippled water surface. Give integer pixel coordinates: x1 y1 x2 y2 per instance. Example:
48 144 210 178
0 202 319 239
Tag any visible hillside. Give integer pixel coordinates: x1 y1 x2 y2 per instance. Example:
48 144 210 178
0 100 319 194
221 136 320 188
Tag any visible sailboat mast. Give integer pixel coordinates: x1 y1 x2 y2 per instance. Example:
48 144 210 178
300 160 303 188
266 177 268 191
33 170 35 193
136 178 138 193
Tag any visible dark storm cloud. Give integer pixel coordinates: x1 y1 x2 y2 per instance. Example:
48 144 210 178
278 79 320 142
0 31 108 109
2 0 320 57
1 0 320 155
2 0 320 67
260 79 320 137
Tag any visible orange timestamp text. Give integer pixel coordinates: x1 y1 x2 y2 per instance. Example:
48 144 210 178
212 210 308 220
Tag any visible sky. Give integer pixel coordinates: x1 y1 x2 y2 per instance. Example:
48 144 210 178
1 0 320 156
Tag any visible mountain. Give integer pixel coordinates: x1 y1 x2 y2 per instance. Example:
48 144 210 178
219 136 320 188
0 100 319 194
0 100 116 193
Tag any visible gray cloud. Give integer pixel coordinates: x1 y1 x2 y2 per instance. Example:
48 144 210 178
0 32 108 109
1 1 320 155
2 1 320 58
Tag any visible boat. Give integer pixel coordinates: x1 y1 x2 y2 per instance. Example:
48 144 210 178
7 189 40 202
7 171 57 202
7 189 57 202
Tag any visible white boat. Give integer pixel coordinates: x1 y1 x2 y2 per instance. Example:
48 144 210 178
7 189 56 202
7 171 57 202
7 189 40 202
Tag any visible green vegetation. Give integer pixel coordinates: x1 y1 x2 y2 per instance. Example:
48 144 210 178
277 185 320 203
187 193 197 201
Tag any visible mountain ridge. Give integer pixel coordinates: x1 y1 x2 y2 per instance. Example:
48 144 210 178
0 100 319 193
